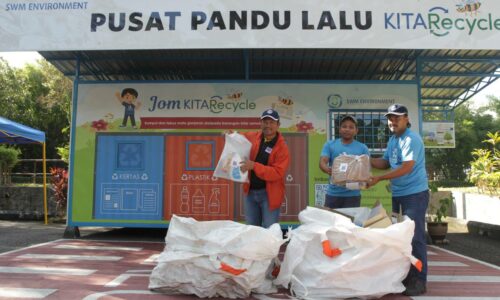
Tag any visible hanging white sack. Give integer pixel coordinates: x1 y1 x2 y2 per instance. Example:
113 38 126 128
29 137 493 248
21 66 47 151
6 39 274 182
149 215 285 298
275 207 421 299
214 132 252 183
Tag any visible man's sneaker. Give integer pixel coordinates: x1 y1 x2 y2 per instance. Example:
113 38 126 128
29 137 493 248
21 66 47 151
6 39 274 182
132 126 138 129
119 125 126 128
403 277 427 296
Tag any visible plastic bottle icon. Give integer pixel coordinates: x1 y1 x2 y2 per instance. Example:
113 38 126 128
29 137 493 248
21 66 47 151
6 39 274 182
192 189 205 213
280 194 288 214
208 188 221 214
180 186 189 213
231 160 241 180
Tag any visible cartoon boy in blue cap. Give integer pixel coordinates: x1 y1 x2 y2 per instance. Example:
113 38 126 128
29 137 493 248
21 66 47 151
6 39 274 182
115 88 141 129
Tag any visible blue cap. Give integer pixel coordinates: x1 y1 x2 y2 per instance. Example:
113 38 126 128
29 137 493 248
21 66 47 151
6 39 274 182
385 104 408 116
261 109 280 121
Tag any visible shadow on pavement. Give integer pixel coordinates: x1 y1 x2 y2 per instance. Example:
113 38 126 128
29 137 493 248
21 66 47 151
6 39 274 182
79 227 167 242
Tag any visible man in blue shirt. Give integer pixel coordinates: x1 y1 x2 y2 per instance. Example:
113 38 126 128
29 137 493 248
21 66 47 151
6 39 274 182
319 115 370 208
370 104 429 296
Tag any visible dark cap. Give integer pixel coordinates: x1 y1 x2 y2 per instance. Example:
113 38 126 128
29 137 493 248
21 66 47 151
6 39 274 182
384 104 408 116
261 109 280 121
340 115 357 125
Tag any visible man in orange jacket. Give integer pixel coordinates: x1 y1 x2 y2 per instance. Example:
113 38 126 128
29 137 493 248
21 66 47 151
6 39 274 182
239 109 290 228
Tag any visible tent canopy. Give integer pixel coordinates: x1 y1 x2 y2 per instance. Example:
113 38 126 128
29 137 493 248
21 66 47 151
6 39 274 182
0 116 48 224
0 116 45 144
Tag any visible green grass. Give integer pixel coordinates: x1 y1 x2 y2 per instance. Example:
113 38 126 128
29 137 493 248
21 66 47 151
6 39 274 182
423 140 454 147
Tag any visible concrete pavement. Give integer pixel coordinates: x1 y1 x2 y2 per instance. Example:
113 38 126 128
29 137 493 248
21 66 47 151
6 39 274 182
1 221 499 299
0 219 498 267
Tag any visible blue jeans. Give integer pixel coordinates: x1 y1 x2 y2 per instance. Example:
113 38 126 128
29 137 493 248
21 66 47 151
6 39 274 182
392 190 429 282
244 189 280 228
122 112 136 126
324 195 361 209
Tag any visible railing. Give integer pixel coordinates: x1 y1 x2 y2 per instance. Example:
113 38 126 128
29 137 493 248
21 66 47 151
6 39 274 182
11 159 67 184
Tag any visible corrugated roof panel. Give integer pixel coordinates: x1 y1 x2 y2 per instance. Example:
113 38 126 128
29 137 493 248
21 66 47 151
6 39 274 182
39 49 500 109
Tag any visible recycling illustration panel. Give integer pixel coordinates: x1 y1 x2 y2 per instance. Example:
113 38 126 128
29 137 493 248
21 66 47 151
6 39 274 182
234 133 308 222
163 134 235 221
93 134 164 220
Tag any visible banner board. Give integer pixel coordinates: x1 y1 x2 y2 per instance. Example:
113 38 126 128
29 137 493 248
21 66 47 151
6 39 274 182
69 81 418 226
1 0 499 51
422 121 456 148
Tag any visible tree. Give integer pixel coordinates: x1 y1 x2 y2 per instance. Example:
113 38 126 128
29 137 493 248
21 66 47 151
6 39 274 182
469 131 500 195
478 95 500 118
443 132 453 144
0 58 72 160
426 96 500 183
0 146 21 185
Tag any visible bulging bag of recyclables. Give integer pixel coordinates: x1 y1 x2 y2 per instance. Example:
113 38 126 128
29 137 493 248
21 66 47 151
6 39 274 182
331 154 371 189
149 215 285 298
274 207 421 299
214 132 252 183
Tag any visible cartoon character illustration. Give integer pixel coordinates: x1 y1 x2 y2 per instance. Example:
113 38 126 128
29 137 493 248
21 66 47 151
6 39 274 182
115 88 141 129
227 91 243 100
456 0 481 13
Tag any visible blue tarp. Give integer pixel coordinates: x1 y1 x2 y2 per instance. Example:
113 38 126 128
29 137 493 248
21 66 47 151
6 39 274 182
0 116 45 144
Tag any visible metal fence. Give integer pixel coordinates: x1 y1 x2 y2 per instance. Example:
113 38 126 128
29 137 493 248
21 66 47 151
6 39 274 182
11 159 67 184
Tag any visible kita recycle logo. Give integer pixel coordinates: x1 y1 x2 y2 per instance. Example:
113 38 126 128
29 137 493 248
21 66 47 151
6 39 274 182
429 0 489 37
384 0 495 38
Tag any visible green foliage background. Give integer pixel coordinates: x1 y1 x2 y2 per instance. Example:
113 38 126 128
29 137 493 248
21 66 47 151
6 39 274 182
425 96 500 183
0 58 71 160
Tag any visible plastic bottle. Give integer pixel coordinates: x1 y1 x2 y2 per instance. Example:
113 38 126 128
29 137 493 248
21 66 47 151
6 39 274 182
208 188 221 214
180 186 189 213
231 160 241 180
192 189 205 213
280 195 288 214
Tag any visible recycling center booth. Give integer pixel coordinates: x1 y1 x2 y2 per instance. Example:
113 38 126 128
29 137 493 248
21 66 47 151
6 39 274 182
1 0 499 230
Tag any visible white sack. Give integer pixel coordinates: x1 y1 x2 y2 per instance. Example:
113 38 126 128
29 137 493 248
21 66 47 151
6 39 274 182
275 207 418 299
214 132 252 183
149 215 285 298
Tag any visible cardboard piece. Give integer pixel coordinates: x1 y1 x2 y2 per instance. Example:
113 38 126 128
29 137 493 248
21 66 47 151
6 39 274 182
362 203 392 228
331 154 370 189
318 201 392 228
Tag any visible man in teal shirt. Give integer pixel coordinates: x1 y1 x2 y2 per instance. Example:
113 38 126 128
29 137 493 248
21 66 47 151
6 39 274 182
370 104 429 296
319 115 370 208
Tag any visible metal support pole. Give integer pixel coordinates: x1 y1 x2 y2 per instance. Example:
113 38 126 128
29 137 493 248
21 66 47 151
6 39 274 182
43 142 48 225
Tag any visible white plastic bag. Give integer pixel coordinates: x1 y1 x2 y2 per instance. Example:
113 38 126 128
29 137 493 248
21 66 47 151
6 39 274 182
214 132 252 183
275 207 420 299
149 215 285 298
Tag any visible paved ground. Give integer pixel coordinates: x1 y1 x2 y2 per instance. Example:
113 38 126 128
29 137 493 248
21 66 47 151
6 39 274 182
0 219 499 299
1 237 499 299
0 221 68 254
2 218 498 267
432 218 500 267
